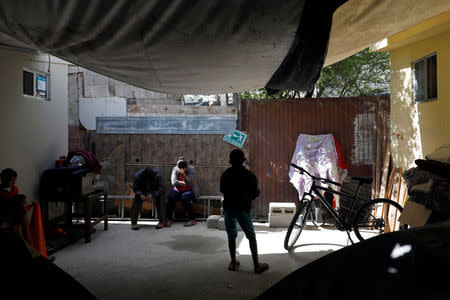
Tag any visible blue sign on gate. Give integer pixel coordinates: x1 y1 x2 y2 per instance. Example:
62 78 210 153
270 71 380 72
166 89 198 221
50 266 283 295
223 130 247 148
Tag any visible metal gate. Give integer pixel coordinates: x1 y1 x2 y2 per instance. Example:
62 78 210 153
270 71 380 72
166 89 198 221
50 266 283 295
241 96 390 219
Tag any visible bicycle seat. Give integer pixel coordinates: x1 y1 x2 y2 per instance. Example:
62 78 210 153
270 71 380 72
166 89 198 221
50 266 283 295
351 176 373 185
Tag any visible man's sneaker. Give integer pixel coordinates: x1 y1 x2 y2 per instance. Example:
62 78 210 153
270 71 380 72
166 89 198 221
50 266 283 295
166 220 173 227
155 220 166 229
131 224 139 230
184 220 197 227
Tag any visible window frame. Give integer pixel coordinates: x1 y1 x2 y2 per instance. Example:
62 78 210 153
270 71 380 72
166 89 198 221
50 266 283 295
412 52 437 104
22 67 51 101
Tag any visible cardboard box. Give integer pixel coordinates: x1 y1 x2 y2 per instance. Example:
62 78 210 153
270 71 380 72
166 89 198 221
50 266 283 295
399 200 432 226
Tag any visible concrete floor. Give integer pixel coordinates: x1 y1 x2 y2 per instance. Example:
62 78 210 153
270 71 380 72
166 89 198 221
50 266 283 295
52 220 360 300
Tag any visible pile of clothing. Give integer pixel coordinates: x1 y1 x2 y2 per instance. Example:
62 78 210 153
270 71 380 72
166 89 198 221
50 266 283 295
64 150 102 174
289 134 348 201
403 144 450 224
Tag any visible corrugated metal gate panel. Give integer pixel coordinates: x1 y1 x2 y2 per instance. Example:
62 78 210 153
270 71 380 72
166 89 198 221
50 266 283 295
241 96 389 219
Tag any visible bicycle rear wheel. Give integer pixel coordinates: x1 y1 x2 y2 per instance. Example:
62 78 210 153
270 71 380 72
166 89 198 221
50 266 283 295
353 198 404 242
284 200 311 250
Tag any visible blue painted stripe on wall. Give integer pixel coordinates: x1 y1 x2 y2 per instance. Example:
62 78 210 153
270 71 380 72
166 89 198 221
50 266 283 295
96 116 237 134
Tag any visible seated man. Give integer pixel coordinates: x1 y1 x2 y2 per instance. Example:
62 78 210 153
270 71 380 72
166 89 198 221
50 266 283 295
166 158 199 227
131 166 166 230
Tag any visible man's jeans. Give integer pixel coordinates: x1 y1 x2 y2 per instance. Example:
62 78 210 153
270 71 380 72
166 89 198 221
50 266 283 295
166 189 195 220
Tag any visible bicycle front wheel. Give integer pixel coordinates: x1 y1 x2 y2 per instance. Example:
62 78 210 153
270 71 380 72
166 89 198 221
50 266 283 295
353 198 404 242
284 201 311 250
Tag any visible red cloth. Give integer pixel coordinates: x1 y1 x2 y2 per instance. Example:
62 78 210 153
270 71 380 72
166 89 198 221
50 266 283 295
333 136 348 170
175 174 191 192
332 136 348 209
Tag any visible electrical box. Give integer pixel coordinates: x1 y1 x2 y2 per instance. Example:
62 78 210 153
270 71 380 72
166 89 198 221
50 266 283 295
269 202 296 228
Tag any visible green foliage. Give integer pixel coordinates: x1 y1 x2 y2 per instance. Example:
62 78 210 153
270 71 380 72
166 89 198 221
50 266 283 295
239 48 390 99
176 94 184 102
239 89 303 100
316 48 390 97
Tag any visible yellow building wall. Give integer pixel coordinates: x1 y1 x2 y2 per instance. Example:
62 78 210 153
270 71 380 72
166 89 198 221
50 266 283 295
390 30 450 170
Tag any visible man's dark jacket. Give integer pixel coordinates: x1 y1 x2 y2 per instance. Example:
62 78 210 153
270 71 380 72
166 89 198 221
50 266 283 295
132 167 165 199
220 165 260 212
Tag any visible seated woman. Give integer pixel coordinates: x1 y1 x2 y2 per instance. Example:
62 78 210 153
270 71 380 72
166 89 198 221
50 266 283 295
166 158 200 227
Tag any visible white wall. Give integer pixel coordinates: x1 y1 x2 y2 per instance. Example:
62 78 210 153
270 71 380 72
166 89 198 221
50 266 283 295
79 97 126 130
0 49 68 202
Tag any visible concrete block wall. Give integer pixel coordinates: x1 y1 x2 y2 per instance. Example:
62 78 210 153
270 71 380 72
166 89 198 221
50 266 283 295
69 66 179 103
68 125 88 152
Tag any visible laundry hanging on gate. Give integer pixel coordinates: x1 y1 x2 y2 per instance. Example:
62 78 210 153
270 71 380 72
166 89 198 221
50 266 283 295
289 134 347 200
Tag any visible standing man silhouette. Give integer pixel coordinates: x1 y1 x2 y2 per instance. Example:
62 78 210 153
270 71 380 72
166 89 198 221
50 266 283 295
220 149 269 273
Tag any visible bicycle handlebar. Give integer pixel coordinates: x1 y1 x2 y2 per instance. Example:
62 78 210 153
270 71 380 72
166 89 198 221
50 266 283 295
290 163 341 187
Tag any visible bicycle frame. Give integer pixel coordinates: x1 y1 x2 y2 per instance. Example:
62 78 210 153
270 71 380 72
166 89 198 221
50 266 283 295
292 163 367 243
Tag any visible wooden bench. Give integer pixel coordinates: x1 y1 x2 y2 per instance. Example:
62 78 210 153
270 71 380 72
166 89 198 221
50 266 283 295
107 194 223 220
108 195 156 219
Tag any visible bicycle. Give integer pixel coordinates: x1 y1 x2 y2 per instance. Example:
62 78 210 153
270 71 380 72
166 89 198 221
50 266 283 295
284 163 405 250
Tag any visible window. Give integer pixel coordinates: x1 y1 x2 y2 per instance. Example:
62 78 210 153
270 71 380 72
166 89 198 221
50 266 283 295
413 53 437 103
22 69 51 100
23 70 34 96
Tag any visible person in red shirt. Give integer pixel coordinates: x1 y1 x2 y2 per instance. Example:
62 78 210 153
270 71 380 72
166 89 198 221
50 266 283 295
0 168 33 245
166 158 200 227
0 168 18 201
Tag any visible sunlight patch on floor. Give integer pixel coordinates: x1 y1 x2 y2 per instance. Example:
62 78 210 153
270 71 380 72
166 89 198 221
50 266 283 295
237 222 352 255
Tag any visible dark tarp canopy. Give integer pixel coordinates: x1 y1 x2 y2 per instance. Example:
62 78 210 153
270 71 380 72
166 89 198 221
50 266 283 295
0 0 344 94
1 0 450 94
